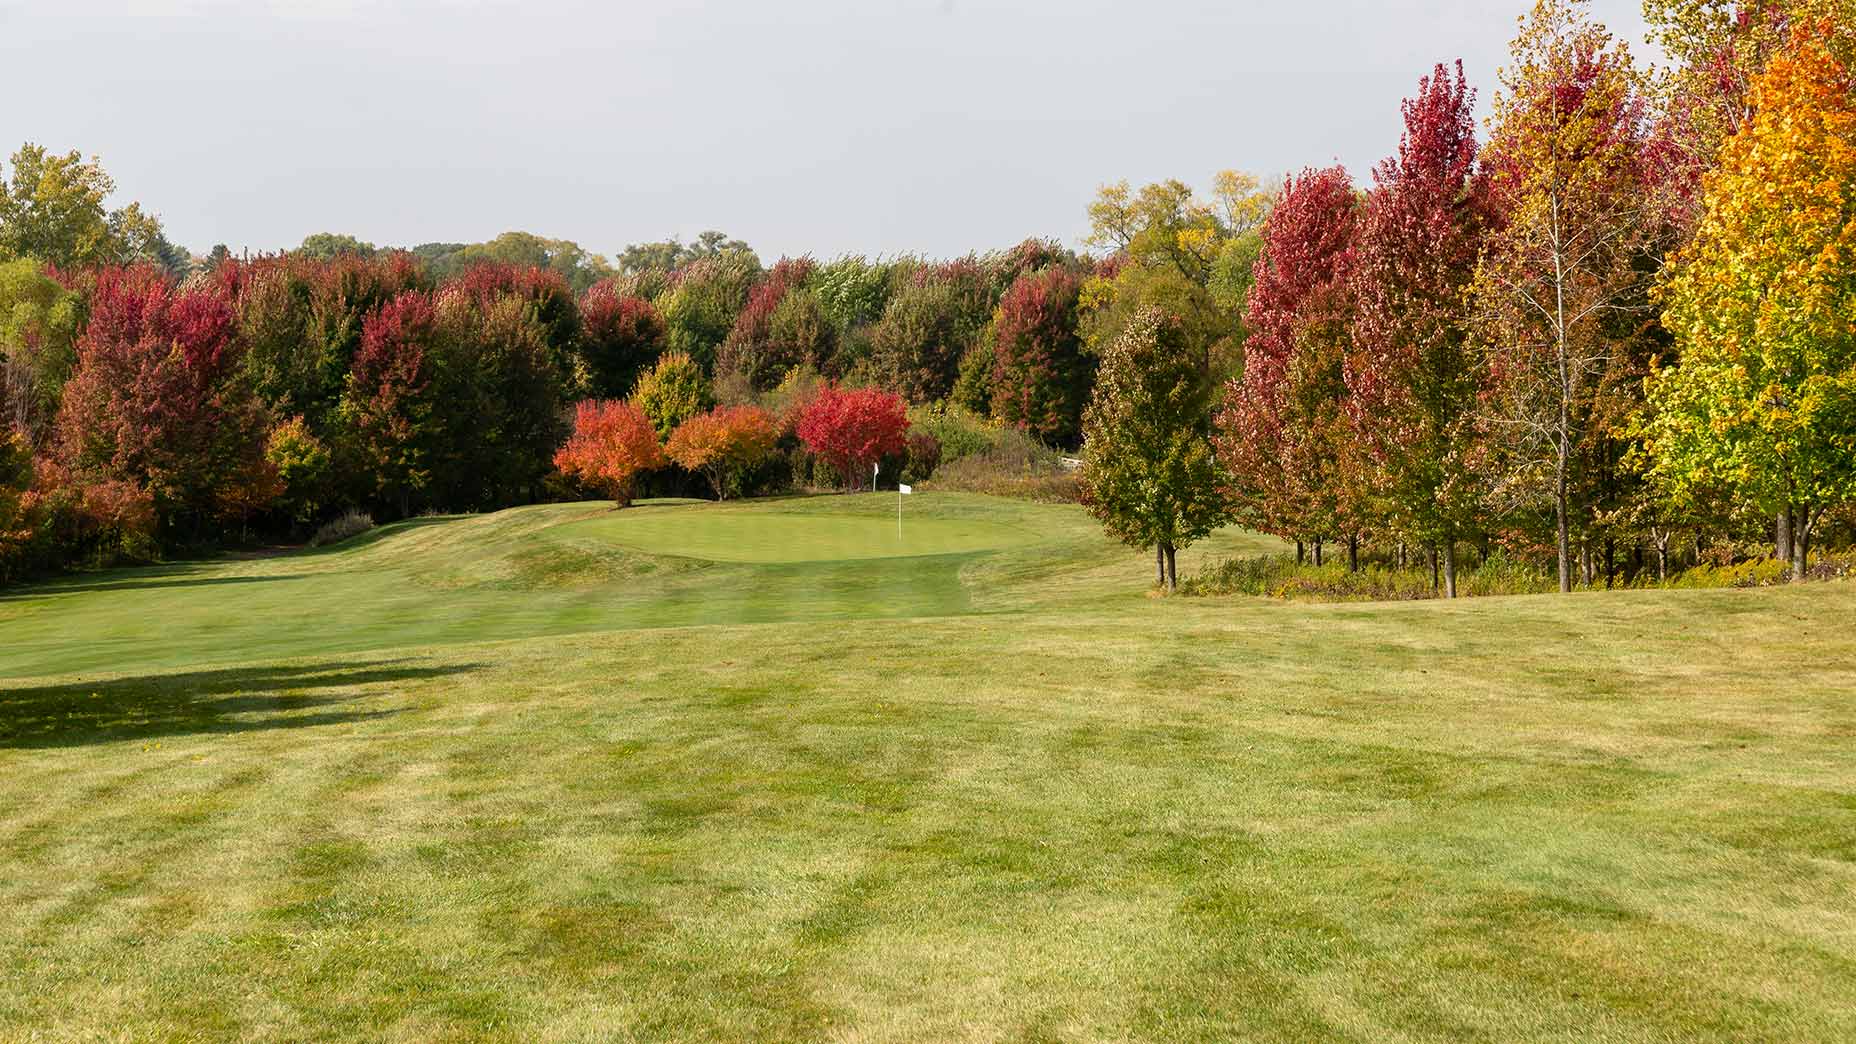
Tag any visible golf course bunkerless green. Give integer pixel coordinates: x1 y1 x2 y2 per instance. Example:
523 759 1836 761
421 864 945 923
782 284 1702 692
2 492 1853 1041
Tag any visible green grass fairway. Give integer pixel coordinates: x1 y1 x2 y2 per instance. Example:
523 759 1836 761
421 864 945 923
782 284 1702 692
3 493 1854 1041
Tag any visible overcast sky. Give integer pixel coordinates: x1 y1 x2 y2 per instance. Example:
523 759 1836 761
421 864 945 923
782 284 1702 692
0 0 1651 261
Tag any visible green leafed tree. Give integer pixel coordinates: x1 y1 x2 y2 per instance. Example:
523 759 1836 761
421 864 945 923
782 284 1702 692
1081 307 1229 591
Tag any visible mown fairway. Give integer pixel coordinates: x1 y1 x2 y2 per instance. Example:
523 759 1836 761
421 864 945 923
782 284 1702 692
2 493 1853 1042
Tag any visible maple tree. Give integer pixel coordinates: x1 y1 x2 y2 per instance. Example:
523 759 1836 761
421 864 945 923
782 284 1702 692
666 404 780 500
1639 33 1856 580
1082 307 1228 591
1474 0 1660 592
1217 165 1362 563
989 266 1090 444
794 385 910 490
341 290 440 516
717 257 832 394
54 266 276 535
553 399 666 508
578 280 665 399
1347 62 1492 596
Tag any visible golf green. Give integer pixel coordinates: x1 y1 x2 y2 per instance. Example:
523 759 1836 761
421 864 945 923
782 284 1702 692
556 501 1036 562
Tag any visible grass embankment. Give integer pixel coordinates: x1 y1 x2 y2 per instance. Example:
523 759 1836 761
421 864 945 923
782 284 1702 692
1 493 1852 1041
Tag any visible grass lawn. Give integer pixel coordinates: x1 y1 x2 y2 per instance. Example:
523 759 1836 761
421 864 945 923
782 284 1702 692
1 492 1853 1041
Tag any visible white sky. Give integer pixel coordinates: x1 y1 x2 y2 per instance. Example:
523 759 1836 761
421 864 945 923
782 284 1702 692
0 0 1651 260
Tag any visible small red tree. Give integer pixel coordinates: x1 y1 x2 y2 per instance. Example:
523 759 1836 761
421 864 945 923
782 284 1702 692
666 404 780 500
795 385 909 490
554 399 666 507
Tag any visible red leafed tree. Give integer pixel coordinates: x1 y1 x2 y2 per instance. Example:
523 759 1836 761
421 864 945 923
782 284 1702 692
54 265 276 535
1216 165 1363 562
554 399 666 507
795 385 910 490
343 290 440 516
1347 61 1493 595
579 280 665 398
989 266 1090 444
666 404 780 500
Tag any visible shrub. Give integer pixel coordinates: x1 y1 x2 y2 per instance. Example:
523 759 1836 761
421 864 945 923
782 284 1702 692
923 426 1082 503
903 431 942 482
309 509 374 548
554 399 666 507
794 384 910 491
632 351 714 441
666 404 780 500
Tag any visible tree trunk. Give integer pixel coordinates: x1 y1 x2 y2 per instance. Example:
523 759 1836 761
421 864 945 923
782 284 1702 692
1654 529 1669 582
1155 545 1165 587
1348 534 1359 573
1165 544 1178 593
1397 543 1407 569
1443 538 1458 600
1604 539 1616 589
1296 540 1305 565
1555 483 1572 593
1777 508 1794 566
1314 536 1324 568
1430 547 1440 592
1791 505 1812 581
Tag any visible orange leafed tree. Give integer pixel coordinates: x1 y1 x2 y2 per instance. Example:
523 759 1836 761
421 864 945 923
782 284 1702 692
666 404 780 500
553 399 666 508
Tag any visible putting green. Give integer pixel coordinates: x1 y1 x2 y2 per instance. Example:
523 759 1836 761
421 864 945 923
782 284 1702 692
555 501 1037 562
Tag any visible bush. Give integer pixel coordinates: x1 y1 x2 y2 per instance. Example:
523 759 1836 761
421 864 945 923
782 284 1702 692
923 427 1082 503
907 402 994 466
1184 547 1856 601
309 510 373 548
903 431 942 482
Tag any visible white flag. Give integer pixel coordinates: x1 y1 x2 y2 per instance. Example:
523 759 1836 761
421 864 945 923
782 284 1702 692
899 484 913 495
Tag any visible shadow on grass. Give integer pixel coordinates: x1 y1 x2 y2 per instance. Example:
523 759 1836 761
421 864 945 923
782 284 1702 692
2 571 310 599
0 659 482 750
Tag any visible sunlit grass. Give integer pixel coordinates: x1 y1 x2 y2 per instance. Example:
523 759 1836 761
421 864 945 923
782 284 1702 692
1 495 1852 1040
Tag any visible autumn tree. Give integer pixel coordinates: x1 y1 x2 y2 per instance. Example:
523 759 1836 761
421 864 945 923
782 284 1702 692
341 290 441 516
1218 165 1362 564
579 280 665 399
1082 308 1228 591
1474 0 1659 592
989 267 1090 444
0 145 185 273
1347 62 1492 597
717 257 832 394
795 385 910 490
55 267 276 535
554 399 666 508
632 351 714 441
428 285 566 508
660 252 762 372
1639 34 1856 580
666 404 780 500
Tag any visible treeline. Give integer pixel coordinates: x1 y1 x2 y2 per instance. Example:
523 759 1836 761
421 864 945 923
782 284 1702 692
5 0 1855 598
1081 0 1856 593
0 191 1122 580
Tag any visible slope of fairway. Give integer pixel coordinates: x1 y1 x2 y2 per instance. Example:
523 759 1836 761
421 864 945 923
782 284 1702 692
0 493 1225 679
3 494 1853 1042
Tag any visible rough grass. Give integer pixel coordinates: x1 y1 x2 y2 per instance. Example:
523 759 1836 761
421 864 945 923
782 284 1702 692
2 494 1854 1041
